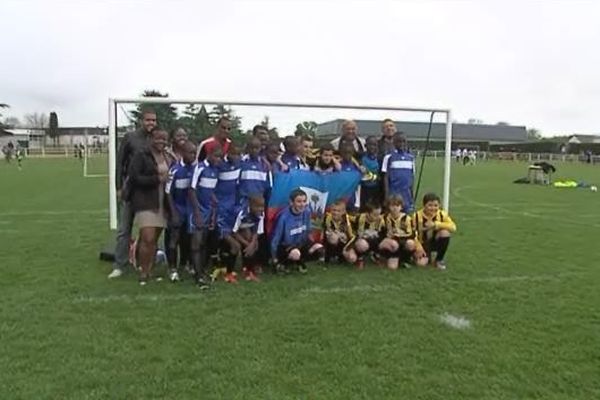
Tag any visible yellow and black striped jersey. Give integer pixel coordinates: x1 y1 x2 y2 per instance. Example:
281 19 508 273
323 213 356 243
412 209 456 243
356 213 385 239
384 213 415 239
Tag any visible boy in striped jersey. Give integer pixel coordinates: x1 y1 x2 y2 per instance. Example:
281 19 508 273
239 137 270 207
214 143 242 283
189 146 222 288
165 141 196 282
381 132 415 212
378 195 426 270
323 200 358 266
354 201 385 268
232 196 266 282
412 193 456 270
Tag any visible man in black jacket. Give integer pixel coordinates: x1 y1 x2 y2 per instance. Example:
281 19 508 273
108 108 157 279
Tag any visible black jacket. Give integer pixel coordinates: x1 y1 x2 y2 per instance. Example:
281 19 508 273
127 148 172 213
116 128 152 191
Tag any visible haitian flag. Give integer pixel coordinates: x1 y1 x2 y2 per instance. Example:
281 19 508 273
266 170 362 242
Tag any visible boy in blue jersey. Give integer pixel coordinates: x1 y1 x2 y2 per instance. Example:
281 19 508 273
165 141 196 282
280 136 301 171
360 136 381 209
189 146 222 288
381 132 415 212
270 189 324 274
239 137 270 206
213 144 242 282
229 196 266 282
338 143 365 213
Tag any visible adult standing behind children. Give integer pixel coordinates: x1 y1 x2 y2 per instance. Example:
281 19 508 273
109 108 157 279
197 117 233 161
330 120 366 156
127 128 174 285
378 118 397 158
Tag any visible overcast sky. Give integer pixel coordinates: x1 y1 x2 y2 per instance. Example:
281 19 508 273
1 0 599 136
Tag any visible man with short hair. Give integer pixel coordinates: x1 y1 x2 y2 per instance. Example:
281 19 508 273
330 120 366 156
378 118 397 158
108 108 157 279
197 117 232 161
252 124 270 153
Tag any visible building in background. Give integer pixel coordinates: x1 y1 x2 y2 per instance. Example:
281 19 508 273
315 119 528 149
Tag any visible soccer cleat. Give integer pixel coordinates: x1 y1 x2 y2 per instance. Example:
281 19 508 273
108 268 123 279
243 268 260 282
224 272 238 284
355 259 365 270
435 260 447 270
196 276 211 290
275 263 290 275
298 262 308 274
209 267 227 282
139 276 148 286
169 270 180 282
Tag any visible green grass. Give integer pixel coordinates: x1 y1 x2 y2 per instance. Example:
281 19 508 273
1 157 600 399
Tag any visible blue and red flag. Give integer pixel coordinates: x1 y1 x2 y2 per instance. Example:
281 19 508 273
266 170 361 242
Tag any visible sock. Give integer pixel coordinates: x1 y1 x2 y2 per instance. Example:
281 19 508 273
435 237 450 261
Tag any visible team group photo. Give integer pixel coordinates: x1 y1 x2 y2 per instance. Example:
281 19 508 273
2 1 599 399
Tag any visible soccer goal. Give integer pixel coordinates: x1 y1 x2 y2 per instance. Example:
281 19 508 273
107 98 453 230
83 128 109 178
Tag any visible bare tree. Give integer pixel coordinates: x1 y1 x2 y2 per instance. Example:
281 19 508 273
23 112 49 129
4 117 20 128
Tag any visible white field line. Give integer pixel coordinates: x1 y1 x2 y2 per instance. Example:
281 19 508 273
439 313 471 330
71 272 583 304
459 216 511 222
453 186 600 229
73 293 206 304
0 209 107 217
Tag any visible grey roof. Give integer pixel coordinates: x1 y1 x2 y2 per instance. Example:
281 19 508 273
316 119 528 143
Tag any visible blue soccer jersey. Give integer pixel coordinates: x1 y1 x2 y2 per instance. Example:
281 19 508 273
239 156 270 203
270 206 311 258
232 207 265 236
360 154 380 188
190 160 219 228
381 150 415 211
165 160 195 217
215 157 241 237
281 152 300 171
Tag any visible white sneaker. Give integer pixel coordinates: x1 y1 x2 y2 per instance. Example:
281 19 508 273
107 268 123 279
169 271 180 282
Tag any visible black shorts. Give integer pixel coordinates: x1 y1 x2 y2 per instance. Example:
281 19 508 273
360 185 382 210
358 237 381 253
277 241 320 263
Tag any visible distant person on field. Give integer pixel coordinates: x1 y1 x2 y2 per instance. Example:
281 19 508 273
110 107 157 279
197 117 232 161
462 148 469 165
412 193 456 270
381 132 415 213
127 128 174 285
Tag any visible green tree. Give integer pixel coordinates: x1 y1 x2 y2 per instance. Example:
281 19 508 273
178 104 213 141
527 128 542 141
48 112 59 145
0 103 9 129
130 90 178 132
295 121 318 138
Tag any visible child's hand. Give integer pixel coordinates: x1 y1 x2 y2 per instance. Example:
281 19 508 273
424 221 436 231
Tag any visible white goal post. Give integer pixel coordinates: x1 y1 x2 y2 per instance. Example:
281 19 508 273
107 98 453 230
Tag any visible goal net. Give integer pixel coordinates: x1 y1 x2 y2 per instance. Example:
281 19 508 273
106 98 453 230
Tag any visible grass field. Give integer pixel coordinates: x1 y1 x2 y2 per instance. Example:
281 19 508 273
1 157 600 399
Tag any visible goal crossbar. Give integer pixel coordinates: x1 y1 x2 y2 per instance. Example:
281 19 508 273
108 98 453 230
